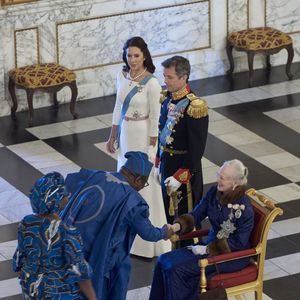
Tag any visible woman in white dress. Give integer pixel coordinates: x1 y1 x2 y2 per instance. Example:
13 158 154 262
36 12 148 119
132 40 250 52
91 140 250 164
106 36 171 257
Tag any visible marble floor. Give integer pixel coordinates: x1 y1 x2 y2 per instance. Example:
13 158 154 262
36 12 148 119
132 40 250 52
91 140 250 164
1 63 300 300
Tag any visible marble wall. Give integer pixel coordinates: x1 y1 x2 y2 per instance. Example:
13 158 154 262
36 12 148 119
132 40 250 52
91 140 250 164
0 0 300 116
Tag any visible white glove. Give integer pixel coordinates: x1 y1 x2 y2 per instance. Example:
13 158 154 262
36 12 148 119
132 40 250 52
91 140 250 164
164 176 181 195
170 223 181 233
147 145 157 164
188 245 207 256
152 167 161 185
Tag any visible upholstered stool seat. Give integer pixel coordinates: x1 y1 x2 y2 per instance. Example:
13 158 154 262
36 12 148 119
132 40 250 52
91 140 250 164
8 63 78 126
226 27 294 85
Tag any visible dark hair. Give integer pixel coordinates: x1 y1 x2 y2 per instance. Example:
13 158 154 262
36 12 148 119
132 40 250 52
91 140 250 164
162 55 190 82
122 36 156 73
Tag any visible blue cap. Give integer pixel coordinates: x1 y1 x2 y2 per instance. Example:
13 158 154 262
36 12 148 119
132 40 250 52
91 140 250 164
124 151 153 176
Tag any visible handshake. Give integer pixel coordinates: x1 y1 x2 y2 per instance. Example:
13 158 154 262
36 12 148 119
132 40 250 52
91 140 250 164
163 223 181 240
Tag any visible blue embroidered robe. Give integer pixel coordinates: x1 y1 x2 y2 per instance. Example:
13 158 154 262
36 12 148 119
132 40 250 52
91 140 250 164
62 169 166 300
13 216 92 299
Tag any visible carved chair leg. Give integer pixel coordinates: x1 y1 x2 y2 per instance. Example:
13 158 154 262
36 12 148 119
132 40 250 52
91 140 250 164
8 78 18 118
226 41 235 74
199 261 208 294
26 89 35 127
255 288 263 300
69 81 78 119
285 43 294 80
247 51 255 87
53 92 59 109
266 54 271 71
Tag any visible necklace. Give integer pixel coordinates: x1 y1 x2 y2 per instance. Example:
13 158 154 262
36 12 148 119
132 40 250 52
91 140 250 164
128 68 147 82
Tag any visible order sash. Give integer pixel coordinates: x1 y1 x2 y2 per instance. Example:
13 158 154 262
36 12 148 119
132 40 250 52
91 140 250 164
117 75 154 146
159 97 189 148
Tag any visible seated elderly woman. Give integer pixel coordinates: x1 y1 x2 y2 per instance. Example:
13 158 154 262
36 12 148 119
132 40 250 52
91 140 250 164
149 159 254 300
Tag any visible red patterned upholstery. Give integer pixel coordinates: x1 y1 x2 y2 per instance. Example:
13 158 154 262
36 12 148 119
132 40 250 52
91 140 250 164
8 63 78 126
226 27 294 85
228 27 292 51
9 63 76 89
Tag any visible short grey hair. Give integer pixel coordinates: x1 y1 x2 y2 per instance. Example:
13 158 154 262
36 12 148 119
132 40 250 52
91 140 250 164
161 56 190 81
222 159 248 186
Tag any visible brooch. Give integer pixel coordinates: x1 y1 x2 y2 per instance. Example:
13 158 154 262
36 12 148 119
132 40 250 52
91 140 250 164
227 203 245 219
137 84 144 93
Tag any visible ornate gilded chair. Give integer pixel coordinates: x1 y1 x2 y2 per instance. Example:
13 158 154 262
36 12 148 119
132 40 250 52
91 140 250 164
176 188 283 300
8 63 78 126
226 27 294 86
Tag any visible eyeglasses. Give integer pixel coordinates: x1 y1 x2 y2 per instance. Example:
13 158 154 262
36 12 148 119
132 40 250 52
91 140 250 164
216 171 233 181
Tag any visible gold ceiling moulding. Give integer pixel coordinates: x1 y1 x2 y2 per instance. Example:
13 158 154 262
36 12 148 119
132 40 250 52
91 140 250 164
56 0 211 71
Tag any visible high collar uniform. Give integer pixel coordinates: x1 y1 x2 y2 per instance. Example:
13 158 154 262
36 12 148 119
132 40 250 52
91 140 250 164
157 85 209 223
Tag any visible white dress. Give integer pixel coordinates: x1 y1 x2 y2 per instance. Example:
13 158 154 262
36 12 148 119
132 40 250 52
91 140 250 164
112 71 171 257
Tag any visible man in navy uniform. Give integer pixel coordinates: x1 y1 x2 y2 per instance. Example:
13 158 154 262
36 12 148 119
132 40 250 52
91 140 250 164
155 56 209 224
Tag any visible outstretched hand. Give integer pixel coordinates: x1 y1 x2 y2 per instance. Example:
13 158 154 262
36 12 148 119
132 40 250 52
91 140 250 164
163 224 174 240
170 223 181 233
163 223 181 240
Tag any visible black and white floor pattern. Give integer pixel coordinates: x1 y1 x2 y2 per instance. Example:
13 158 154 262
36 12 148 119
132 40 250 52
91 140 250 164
0 63 300 300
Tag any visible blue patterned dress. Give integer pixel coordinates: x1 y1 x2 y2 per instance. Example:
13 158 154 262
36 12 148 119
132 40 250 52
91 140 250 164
13 214 92 299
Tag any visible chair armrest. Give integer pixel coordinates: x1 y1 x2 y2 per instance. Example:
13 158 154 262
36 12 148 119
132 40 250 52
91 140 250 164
198 244 261 293
200 243 262 268
206 247 258 265
179 229 209 240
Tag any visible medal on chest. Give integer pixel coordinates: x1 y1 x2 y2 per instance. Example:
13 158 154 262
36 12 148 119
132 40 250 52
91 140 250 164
217 219 236 239
216 203 246 239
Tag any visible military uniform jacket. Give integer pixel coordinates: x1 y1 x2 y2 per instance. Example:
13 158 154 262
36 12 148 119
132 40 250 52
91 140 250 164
157 85 209 218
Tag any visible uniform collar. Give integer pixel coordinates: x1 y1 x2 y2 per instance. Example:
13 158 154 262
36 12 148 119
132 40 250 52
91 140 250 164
171 84 190 101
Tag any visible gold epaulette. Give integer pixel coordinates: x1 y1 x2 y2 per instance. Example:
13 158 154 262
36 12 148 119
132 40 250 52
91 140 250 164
186 93 208 119
160 89 168 104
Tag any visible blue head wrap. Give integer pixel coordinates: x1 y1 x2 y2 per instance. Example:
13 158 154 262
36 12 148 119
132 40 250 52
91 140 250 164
29 172 67 214
124 151 153 176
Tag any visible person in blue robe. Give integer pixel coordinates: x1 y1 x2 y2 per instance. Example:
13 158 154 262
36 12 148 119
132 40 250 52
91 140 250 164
149 159 255 300
61 151 173 300
13 172 96 300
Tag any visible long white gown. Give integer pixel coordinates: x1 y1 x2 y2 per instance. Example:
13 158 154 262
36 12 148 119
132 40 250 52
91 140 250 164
112 71 171 257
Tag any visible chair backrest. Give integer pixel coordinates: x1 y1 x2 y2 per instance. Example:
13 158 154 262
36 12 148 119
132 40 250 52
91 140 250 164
245 188 283 277
249 204 267 248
